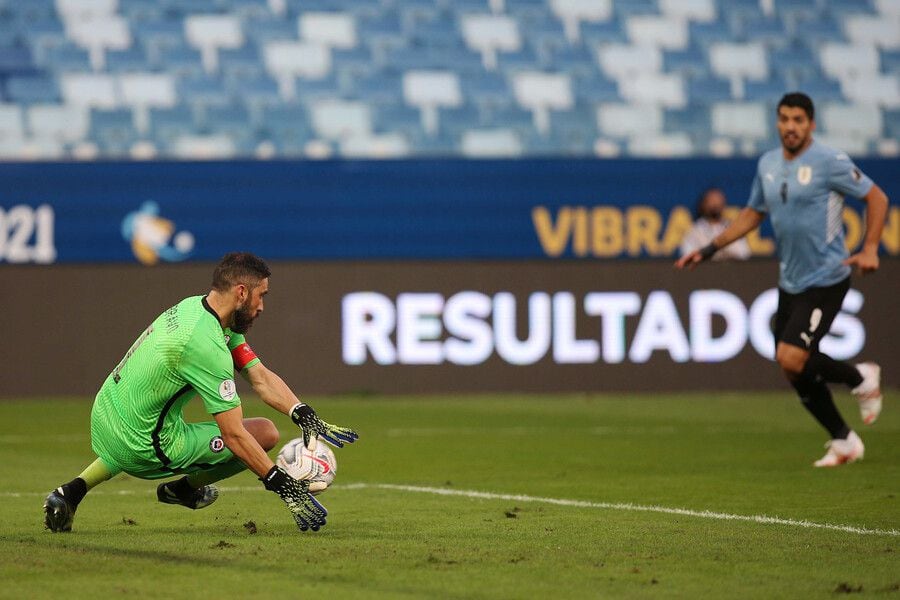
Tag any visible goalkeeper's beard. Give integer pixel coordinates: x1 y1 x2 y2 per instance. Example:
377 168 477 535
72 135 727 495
231 303 257 334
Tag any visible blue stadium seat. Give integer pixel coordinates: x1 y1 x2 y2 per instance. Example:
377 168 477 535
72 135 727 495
89 108 139 155
34 43 91 72
664 105 711 135
740 17 789 47
106 47 152 72
155 44 205 78
407 13 463 48
0 44 33 74
219 44 264 82
150 105 197 145
119 0 165 23
164 0 222 16
664 45 710 79
793 17 844 47
688 77 733 103
771 42 822 84
259 104 312 150
483 105 534 134
572 74 620 104
549 105 597 142
8 0 56 21
544 43 598 78
879 50 900 75
5 74 60 104
351 71 402 105
744 79 790 102
202 104 256 146
689 21 733 48
794 79 844 103
497 44 540 72
373 104 424 138
884 110 900 139
178 76 233 107
826 0 877 18
719 0 763 21
613 0 658 17
462 73 513 110
243 17 298 45
581 20 628 46
229 74 281 107
440 104 484 136
294 75 341 103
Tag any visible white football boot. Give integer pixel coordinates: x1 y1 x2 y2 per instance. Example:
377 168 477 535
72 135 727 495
851 362 882 425
813 431 865 468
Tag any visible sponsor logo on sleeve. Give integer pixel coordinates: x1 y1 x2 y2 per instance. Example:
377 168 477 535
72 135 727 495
209 436 225 453
219 379 236 401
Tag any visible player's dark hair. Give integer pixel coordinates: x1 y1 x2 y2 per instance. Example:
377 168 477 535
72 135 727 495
212 252 271 291
777 92 814 120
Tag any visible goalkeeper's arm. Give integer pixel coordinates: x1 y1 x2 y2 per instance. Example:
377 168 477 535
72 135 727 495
243 362 301 417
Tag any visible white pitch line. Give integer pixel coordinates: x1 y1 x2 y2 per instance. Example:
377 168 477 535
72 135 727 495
9 483 898 537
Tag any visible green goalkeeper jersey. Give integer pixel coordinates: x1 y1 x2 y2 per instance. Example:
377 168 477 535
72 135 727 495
91 295 261 474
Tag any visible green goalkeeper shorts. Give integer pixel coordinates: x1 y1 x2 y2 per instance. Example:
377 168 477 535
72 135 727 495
97 421 239 481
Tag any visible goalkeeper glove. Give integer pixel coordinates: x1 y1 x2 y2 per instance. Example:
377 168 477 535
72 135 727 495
290 403 359 448
261 466 327 532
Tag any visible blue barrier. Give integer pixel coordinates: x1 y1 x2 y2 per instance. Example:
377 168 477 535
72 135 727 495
0 159 897 264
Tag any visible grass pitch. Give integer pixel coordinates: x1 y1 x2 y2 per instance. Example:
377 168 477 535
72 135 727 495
1 391 898 598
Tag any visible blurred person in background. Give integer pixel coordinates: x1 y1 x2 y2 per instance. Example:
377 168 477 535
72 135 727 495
680 187 751 261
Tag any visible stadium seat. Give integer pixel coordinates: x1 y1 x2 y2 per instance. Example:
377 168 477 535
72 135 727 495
5 75 61 104
820 103 884 140
740 17 789 48
612 0 658 17
310 99 372 140
711 101 768 139
743 78 789 102
597 103 663 138
105 47 152 72
0 45 34 74
548 0 613 43
263 41 332 99
664 104 711 134
61 73 119 108
184 14 244 72
243 17 299 45
149 104 197 146
229 74 283 108
64 15 132 70
596 44 662 80
461 14 521 70
843 14 900 49
460 128 523 157
351 71 403 105
373 104 424 138
626 16 689 50
884 109 900 138
89 107 139 155
571 73 621 103
219 44 265 84
202 104 255 146
709 42 768 85
56 0 118 20
0 104 24 142
259 104 312 146
881 49 900 75
403 70 463 134
171 133 238 159
299 12 358 49
27 103 90 143
619 73 686 108
440 105 485 136
580 20 629 46
659 0 717 23
339 132 410 158
663 45 711 79
512 71 573 134
155 44 206 78
819 44 880 82
178 76 232 108
841 75 900 108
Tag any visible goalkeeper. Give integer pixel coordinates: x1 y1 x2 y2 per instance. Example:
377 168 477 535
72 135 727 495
44 252 358 533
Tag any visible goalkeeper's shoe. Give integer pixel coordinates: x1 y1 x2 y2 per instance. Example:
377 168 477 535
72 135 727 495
157 478 219 510
813 431 865 468
43 488 77 532
852 362 882 425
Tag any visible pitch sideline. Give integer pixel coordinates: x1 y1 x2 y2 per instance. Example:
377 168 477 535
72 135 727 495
8 482 899 537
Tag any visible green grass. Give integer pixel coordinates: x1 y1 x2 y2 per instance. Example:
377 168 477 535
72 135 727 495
1 392 898 599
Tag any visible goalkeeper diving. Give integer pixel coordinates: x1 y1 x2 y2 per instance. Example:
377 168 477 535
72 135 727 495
43 252 358 533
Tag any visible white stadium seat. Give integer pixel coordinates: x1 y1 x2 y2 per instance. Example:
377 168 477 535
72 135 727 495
0 138 65 160
709 43 768 81
596 104 662 137
813 135 870 156
403 70 463 134
712 102 769 139
340 133 410 158
461 128 523 158
61 73 119 108
596 44 662 79
119 74 177 107
626 16 689 50
27 104 90 143
263 42 332 99
841 76 900 108
844 15 900 49
56 0 117 19
820 104 884 140
65 16 131 70
549 0 613 43
628 132 694 157
184 15 244 72
819 44 880 82
658 0 717 23
311 100 372 140
172 135 237 159
299 13 357 49
461 14 521 70
0 105 24 142
512 72 573 133
875 0 900 17
619 74 686 108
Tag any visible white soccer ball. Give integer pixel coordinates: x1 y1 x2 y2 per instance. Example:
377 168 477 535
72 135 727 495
275 437 337 494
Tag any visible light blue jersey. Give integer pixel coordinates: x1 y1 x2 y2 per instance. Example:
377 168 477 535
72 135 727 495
747 139 874 293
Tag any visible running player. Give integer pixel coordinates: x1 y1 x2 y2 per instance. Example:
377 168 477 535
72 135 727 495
676 93 889 467
44 252 358 532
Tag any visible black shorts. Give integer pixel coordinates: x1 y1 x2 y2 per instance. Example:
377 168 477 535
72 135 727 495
773 277 850 353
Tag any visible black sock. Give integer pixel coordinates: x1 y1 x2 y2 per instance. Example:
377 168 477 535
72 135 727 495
792 375 851 439
805 353 863 388
168 476 196 500
60 478 88 507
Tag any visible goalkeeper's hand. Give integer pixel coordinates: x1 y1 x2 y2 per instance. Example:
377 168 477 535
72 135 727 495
261 466 328 532
290 403 359 448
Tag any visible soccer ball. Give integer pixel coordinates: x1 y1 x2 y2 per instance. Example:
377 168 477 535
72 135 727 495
275 437 337 494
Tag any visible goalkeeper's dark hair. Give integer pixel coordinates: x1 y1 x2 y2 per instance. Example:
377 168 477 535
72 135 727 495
777 92 814 120
212 252 271 291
